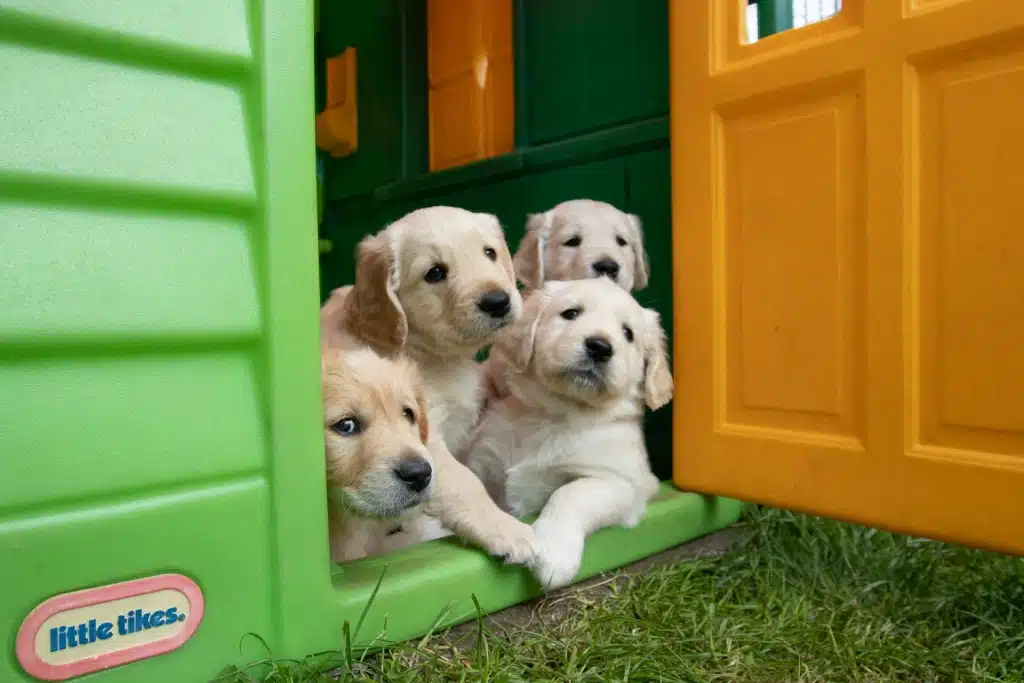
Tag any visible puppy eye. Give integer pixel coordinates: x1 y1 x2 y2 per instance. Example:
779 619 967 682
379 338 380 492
331 417 362 436
616 236 628 247
563 236 582 247
560 307 582 321
483 247 497 261
424 264 448 283
403 406 416 424
623 324 634 342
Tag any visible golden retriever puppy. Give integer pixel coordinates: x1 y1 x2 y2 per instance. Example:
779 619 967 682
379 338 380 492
512 199 650 292
339 206 523 452
462 278 674 590
321 206 536 564
323 346 449 562
483 199 652 404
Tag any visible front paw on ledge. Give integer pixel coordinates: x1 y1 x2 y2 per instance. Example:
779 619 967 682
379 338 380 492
487 518 537 566
529 521 584 591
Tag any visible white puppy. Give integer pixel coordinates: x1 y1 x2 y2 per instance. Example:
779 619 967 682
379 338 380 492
321 206 536 564
512 199 650 292
483 199 651 404
463 278 674 590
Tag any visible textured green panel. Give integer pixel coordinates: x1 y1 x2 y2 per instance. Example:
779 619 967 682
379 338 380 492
0 0 252 58
0 205 258 340
0 354 265 512
0 42 254 197
0 481 273 683
521 0 669 144
625 147 674 480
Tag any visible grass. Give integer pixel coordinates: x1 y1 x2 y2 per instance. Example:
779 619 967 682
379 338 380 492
218 506 1024 682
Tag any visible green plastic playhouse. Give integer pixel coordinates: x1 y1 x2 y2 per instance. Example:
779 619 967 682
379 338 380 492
0 1 746 680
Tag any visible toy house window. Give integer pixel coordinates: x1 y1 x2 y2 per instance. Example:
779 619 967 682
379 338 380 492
746 0 843 42
427 0 514 171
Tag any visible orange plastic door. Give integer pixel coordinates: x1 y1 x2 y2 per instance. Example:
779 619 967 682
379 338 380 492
671 0 1024 554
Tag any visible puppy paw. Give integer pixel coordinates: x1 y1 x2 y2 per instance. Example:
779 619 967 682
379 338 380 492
485 517 536 566
529 521 584 591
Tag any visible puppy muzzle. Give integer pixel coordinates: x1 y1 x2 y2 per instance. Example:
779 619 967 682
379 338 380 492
561 358 610 393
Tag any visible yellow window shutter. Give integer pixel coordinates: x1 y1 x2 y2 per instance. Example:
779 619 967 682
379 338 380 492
316 47 358 158
427 0 514 172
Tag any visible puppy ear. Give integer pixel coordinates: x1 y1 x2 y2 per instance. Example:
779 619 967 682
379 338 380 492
343 232 408 355
493 289 548 372
513 212 550 289
627 214 650 291
642 308 673 411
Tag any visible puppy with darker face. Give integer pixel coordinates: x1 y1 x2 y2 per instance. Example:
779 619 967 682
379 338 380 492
463 278 673 590
323 347 448 562
320 206 536 565
513 199 650 292
336 206 523 452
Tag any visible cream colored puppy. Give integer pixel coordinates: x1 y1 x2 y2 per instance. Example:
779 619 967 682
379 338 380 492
321 206 536 564
463 278 674 590
322 346 449 562
484 199 651 403
513 199 650 292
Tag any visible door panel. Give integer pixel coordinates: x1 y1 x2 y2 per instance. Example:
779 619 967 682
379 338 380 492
671 0 1024 553
521 0 669 145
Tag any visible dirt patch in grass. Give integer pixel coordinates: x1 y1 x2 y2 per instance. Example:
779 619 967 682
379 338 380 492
445 527 741 649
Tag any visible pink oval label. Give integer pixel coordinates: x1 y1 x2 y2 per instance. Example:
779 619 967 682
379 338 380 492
16 574 205 681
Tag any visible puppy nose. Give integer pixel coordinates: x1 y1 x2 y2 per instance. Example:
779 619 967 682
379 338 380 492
592 259 620 279
584 335 614 363
477 290 511 318
394 457 432 492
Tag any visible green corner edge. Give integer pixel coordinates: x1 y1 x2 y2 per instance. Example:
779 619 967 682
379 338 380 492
329 484 744 647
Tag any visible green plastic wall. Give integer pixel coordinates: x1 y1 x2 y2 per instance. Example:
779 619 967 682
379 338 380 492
0 1 340 680
318 0 675 478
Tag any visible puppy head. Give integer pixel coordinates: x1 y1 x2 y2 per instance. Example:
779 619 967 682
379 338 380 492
322 347 434 519
346 206 522 357
514 199 650 292
494 279 673 410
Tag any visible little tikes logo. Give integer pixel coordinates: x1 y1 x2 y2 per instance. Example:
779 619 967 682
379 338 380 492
48 604 187 651
16 574 204 682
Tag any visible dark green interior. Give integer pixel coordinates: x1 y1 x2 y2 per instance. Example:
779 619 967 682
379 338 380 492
315 0 674 479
